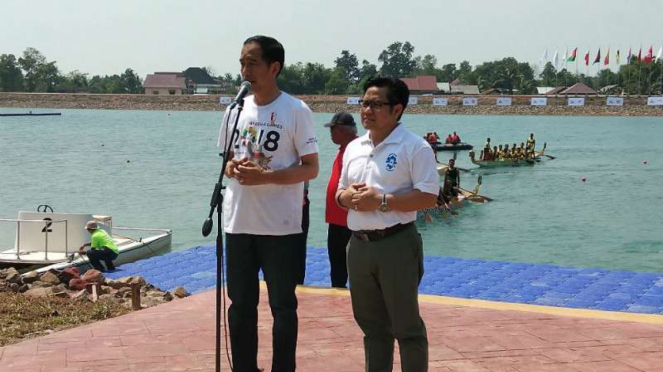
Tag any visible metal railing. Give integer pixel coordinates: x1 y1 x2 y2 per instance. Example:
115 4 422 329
0 218 69 260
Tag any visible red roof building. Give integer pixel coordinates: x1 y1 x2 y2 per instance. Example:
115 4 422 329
559 83 597 95
143 72 187 95
400 75 439 93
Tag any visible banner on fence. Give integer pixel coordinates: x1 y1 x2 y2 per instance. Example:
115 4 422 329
606 97 624 106
433 98 448 106
647 96 663 106
408 97 418 105
219 97 232 105
463 97 478 106
531 97 547 106
496 97 512 106
346 97 360 105
568 97 585 106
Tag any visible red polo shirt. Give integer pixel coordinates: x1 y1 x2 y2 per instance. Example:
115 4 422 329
326 144 351 226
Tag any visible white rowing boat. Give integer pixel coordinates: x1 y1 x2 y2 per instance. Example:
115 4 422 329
0 209 171 273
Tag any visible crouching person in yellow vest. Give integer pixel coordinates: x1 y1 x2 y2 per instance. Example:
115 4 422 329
79 221 119 272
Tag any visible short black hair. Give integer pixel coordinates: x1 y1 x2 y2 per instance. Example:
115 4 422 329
363 76 409 120
243 35 284 76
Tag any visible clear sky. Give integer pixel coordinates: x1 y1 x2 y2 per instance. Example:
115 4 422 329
3 0 661 78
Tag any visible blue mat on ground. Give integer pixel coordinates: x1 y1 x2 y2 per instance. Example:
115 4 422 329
104 245 663 315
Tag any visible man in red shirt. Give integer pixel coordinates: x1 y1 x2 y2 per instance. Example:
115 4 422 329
325 112 358 288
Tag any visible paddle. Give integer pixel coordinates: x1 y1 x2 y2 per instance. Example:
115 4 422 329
545 154 556 160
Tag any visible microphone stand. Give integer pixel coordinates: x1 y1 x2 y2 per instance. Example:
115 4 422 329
202 97 245 372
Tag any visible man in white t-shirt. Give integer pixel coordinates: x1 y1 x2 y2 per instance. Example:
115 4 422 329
336 77 438 372
217 35 319 372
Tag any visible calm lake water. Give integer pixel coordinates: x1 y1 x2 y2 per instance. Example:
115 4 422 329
1 107 661 272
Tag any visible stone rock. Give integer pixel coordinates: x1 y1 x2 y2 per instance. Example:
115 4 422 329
18 284 29 293
105 279 127 289
117 276 135 286
0 267 19 279
130 276 147 286
52 283 67 293
25 287 53 298
172 287 188 299
9 283 19 292
71 289 89 302
22 270 40 283
6 272 23 284
69 278 87 291
100 286 113 295
98 294 122 304
39 271 61 285
81 269 104 283
31 281 54 288
117 287 132 298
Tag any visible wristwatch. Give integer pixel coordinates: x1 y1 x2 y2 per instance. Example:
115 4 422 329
378 193 390 212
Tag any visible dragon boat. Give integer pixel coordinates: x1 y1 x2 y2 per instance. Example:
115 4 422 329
468 143 554 168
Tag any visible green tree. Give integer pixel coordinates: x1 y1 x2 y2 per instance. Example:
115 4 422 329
414 54 439 76
334 50 360 83
325 67 349 94
18 47 48 92
277 62 305 94
539 62 557 86
0 54 24 92
55 70 89 93
378 41 417 78
301 62 331 94
439 63 457 83
35 62 60 92
457 61 474 83
120 68 142 93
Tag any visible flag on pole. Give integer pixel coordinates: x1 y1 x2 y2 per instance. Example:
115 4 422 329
644 45 654 65
604 47 610 66
584 50 590 66
552 50 559 68
616 49 621 65
627 47 632 62
656 46 663 61
638 47 642 64
567 48 577 62
562 48 568 64
539 49 548 64
593 49 601 65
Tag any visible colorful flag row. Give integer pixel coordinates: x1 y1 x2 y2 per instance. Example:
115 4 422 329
540 46 663 67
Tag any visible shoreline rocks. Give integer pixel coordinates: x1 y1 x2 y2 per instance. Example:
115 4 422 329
0 266 188 309
1 92 662 116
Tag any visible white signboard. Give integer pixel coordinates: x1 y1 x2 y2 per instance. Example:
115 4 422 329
568 97 585 106
408 97 418 105
647 96 663 106
462 97 478 106
433 98 448 106
606 97 624 106
531 97 547 106
496 97 512 106
219 96 232 105
346 96 360 105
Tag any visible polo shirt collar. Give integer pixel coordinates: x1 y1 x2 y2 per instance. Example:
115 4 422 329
382 122 405 145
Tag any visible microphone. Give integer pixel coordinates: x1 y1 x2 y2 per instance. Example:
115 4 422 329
229 81 252 109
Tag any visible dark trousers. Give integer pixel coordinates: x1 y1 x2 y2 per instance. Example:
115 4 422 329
86 247 118 271
226 233 299 372
348 224 428 372
296 196 310 285
327 223 352 288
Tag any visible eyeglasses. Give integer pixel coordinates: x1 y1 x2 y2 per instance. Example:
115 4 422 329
358 100 391 111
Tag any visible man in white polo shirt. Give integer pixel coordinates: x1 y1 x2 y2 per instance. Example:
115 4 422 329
336 77 438 372
218 35 319 372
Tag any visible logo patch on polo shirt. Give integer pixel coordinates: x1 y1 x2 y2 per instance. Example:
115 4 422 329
385 153 398 171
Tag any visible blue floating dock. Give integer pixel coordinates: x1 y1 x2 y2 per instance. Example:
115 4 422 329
105 245 663 315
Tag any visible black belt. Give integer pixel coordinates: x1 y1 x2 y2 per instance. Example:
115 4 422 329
354 222 413 242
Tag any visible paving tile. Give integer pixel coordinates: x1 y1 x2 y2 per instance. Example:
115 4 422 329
609 352 663 371
567 360 642 372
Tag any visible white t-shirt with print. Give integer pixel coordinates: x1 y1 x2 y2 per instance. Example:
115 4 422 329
338 123 439 231
217 92 318 235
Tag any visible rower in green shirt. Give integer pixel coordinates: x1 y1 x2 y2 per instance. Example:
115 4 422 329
78 221 119 271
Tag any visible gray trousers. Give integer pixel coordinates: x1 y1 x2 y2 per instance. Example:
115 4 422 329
347 224 428 372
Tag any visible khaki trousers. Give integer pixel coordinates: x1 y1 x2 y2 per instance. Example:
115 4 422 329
348 224 428 372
